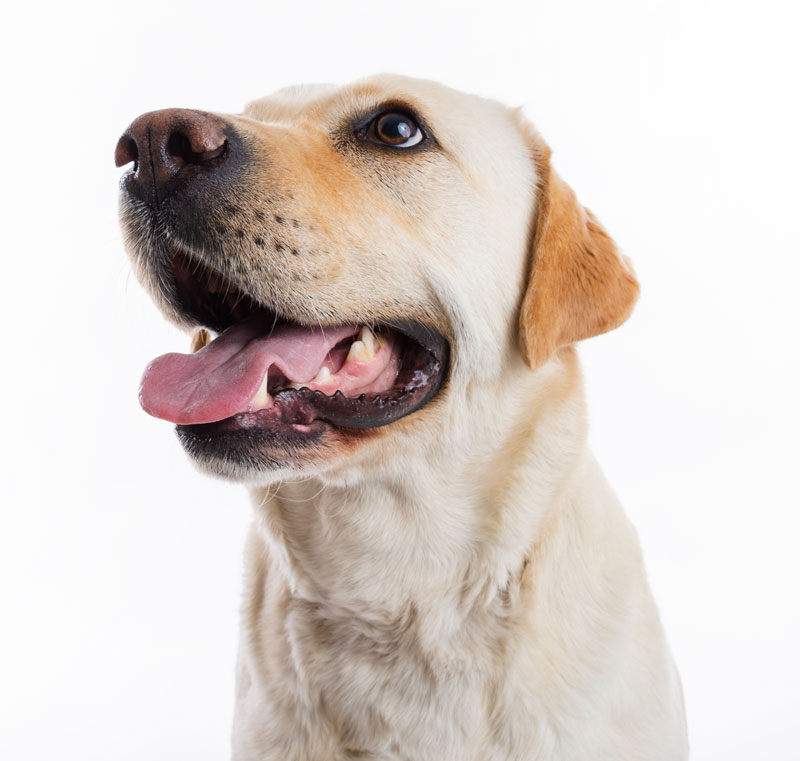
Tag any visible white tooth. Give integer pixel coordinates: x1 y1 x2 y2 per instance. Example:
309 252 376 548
346 340 371 363
348 328 382 363
249 372 272 408
359 326 376 355
313 366 333 384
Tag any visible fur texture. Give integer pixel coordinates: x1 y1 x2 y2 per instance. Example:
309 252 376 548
121 74 688 760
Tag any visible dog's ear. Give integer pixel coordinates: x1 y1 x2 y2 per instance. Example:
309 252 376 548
519 136 639 369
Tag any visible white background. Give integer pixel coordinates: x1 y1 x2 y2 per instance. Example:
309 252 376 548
1 0 798 758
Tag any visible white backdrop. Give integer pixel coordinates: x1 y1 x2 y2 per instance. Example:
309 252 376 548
1 0 798 759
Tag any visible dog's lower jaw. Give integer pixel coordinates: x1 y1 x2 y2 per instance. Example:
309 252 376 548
230 353 688 761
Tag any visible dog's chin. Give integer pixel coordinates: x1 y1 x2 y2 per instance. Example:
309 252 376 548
173 418 347 483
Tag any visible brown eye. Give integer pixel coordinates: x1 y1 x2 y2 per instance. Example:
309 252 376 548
372 112 423 147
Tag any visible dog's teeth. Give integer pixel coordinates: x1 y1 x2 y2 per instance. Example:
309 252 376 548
359 326 377 354
249 372 272 409
190 329 211 353
348 327 381 363
288 366 335 391
347 340 370 363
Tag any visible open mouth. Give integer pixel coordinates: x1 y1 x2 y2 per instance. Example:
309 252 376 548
138 253 449 437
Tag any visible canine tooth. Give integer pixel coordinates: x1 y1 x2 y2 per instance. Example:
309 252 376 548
346 340 370 363
250 373 271 408
359 326 377 354
348 328 383 363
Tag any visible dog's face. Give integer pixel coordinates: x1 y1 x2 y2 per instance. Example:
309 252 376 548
117 74 638 483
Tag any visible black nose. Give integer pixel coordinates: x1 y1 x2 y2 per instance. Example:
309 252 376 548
115 108 229 204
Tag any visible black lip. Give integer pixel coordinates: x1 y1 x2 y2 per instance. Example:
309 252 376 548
175 417 328 476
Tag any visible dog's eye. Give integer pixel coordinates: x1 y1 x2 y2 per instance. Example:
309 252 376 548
371 112 424 148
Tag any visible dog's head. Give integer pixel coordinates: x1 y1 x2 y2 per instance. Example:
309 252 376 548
116 74 638 483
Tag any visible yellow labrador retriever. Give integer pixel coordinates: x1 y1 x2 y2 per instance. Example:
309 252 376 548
116 74 687 761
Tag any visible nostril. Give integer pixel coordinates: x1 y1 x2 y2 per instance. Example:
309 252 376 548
115 135 138 168
167 129 227 165
166 131 192 165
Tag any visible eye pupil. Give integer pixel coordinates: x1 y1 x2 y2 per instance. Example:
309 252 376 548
375 112 420 146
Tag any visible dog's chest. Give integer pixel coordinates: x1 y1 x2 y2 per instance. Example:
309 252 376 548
295 604 491 758
234 593 543 761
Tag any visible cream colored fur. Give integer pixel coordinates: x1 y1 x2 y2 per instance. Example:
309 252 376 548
130 74 688 760
233 358 687 760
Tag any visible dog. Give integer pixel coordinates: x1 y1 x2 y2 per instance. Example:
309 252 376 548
116 74 688 761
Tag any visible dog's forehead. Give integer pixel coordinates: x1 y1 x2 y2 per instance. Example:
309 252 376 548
244 82 340 121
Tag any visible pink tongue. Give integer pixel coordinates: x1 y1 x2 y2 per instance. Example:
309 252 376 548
139 318 357 425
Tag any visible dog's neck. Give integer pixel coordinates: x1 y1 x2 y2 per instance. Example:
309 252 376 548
246 350 587 655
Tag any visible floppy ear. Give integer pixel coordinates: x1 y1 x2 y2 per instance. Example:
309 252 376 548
519 137 640 369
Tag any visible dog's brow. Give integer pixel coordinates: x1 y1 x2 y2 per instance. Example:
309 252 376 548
327 85 429 124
